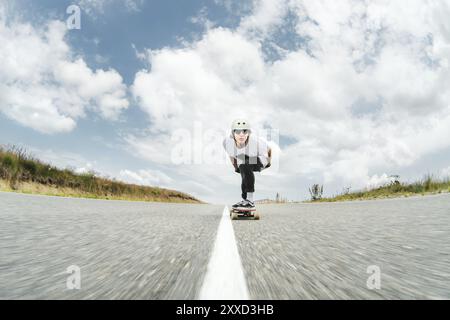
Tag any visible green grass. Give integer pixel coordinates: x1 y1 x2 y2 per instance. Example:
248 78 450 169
0 145 202 203
310 174 450 203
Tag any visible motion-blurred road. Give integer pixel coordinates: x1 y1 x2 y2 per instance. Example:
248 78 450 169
1 192 449 299
233 194 450 299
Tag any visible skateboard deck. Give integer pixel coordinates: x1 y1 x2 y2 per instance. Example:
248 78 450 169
230 207 260 220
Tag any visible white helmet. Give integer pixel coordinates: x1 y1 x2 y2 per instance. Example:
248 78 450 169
231 119 251 133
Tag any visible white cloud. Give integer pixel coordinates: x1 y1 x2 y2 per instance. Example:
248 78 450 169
0 14 129 134
366 173 395 189
128 0 450 202
124 133 176 165
22 146 98 174
131 27 266 131
238 0 289 39
441 166 450 179
190 7 215 30
119 169 173 187
75 163 94 174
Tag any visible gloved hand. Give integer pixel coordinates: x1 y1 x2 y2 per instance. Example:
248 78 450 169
235 167 240 173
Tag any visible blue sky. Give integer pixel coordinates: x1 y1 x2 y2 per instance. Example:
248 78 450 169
1 0 450 204
1 0 219 171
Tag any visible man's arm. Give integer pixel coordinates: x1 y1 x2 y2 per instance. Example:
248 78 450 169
266 148 272 168
229 156 239 172
223 138 238 172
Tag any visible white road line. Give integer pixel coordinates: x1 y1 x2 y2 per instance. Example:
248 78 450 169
198 206 249 300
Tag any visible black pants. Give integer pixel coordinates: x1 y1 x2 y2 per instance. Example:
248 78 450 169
237 156 264 200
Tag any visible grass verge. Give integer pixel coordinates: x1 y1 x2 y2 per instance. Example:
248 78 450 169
0 145 202 203
309 175 450 203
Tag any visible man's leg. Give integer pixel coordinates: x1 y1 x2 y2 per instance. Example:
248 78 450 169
239 163 255 200
241 178 247 200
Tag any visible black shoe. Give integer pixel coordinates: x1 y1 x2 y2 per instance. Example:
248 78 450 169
232 200 247 209
238 200 255 210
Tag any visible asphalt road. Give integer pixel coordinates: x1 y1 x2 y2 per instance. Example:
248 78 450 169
234 194 450 299
1 191 449 299
0 192 222 299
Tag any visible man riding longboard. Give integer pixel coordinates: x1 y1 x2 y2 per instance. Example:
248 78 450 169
223 119 272 219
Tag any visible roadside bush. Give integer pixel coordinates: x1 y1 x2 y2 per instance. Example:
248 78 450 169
423 174 433 192
21 159 38 176
1 155 19 180
0 145 201 203
2 154 17 169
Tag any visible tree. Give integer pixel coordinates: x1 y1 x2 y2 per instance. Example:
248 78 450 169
342 186 351 195
309 184 323 201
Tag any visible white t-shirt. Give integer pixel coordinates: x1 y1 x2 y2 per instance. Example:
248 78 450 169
223 135 270 167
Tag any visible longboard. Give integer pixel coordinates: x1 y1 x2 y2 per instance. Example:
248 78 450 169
230 207 260 220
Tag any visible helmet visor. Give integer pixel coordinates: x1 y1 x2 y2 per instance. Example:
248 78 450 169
233 129 249 135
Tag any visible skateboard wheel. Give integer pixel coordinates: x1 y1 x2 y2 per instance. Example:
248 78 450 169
254 212 260 220
230 210 238 220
